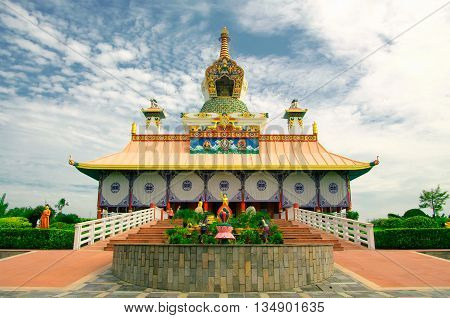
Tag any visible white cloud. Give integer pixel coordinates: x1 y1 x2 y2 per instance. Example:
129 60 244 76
1 0 449 221
234 0 450 219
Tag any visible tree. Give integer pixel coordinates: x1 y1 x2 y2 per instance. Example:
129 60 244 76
0 193 8 217
54 198 69 214
419 185 449 218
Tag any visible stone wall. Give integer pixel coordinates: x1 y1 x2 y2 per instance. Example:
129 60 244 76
112 244 334 292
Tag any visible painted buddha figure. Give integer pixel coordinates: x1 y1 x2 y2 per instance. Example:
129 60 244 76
217 193 232 221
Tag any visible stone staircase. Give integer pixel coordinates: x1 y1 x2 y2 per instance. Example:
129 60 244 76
104 219 182 251
272 219 365 251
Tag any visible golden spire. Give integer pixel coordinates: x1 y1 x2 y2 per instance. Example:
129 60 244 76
219 27 230 59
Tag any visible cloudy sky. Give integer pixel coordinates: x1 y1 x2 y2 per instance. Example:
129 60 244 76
0 0 449 220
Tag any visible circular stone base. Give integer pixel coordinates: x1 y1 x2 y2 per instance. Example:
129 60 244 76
112 244 334 293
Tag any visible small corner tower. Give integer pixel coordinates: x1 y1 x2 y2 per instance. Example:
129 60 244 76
141 99 166 134
284 99 307 134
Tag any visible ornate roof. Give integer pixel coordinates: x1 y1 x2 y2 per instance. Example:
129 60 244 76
200 97 249 113
72 135 377 180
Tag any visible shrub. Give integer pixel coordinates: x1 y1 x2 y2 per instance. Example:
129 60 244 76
50 222 75 230
403 216 438 229
174 209 202 226
374 218 405 229
375 228 450 249
248 211 270 228
0 217 32 228
52 213 82 224
200 234 217 244
207 222 218 235
0 228 74 249
346 211 359 220
434 216 450 227
229 213 250 228
236 229 262 244
6 206 56 227
268 231 283 244
403 208 428 219
387 213 401 218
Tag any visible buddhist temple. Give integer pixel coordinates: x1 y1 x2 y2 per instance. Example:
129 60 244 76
69 27 379 218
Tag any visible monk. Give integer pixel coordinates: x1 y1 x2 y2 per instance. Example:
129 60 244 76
40 204 51 229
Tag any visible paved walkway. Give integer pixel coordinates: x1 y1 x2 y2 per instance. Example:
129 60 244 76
0 250 112 289
334 250 450 290
1 268 449 298
0 248 449 297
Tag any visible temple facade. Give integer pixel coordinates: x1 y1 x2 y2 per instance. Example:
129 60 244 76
70 27 378 218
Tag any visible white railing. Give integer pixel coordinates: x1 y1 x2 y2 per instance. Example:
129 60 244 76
101 210 121 218
293 208 375 249
73 207 163 250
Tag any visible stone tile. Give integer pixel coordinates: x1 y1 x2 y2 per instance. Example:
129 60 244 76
61 291 102 298
106 292 144 298
78 283 116 291
116 284 148 292
187 293 205 298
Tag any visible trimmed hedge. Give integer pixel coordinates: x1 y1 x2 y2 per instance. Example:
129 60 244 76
0 217 32 228
403 208 428 218
0 228 74 249
373 216 439 229
375 228 450 249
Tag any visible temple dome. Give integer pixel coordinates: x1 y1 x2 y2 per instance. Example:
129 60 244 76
200 97 249 113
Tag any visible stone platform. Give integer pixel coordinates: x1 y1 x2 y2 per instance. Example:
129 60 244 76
112 243 334 292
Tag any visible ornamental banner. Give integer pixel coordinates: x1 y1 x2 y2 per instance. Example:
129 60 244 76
190 137 259 154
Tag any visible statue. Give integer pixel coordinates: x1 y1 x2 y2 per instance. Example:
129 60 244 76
40 204 51 229
215 193 235 242
221 193 229 206
167 207 174 219
245 205 256 215
194 201 204 214
216 193 232 219
218 207 230 223
261 218 270 243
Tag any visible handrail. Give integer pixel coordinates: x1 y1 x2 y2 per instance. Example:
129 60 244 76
73 207 163 250
293 208 375 249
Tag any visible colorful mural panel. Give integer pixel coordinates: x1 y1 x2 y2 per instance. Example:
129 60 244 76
190 137 259 154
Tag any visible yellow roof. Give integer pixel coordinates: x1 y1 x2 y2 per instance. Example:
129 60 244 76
74 135 375 174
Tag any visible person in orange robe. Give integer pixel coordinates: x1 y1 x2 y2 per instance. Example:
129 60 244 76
40 204 51 229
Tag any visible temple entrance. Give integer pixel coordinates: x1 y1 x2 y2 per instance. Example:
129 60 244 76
170 201 281 218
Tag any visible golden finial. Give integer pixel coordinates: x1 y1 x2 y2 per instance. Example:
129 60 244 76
373 156 380 166
68 155 75 166
313 121 318 135
219 26 230 59
131 122 136 135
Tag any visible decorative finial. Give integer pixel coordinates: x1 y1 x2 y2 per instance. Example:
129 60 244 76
313 121 318 135
373 156 380 166
131 122 137 135
291 99 299 108
219 26 230 59
68 155 75 166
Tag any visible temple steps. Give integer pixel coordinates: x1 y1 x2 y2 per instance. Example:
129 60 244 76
104 219 181 251
272 219 365 251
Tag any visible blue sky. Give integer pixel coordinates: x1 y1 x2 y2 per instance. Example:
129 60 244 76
0 0 449 220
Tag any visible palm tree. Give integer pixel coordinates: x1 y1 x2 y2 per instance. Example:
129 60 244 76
55 198 69 214
0 193 8 216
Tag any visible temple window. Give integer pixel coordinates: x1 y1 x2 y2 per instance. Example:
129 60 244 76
215 76 234 96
